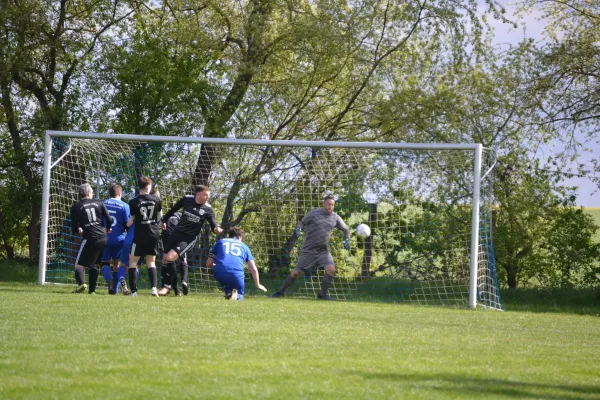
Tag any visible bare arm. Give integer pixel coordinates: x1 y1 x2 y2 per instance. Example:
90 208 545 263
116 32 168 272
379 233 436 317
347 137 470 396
206 257 215 269
247 260 267 292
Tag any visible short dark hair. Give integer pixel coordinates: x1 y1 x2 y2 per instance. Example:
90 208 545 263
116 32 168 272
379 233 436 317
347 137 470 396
195 185 210 194
150 187 160 197
323 195 336 202
228 227 244 239
109 184 122 198
138 176 152 190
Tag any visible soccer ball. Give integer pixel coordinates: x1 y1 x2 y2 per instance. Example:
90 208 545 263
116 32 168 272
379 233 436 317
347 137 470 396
356 224 371 238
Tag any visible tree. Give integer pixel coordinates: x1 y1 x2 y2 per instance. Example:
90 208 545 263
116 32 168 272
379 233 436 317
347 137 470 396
516 0 600 182
0 0 132 259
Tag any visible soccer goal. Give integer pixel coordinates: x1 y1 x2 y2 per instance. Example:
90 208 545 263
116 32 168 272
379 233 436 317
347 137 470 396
38 131 502 309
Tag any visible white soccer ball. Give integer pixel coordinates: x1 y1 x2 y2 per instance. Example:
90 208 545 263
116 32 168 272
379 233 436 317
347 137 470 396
356 224 371 238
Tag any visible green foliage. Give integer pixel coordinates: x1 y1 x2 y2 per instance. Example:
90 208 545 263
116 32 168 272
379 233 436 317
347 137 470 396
0 259 37 282
494 155 600 289
0 170 31 258
501 287 600 314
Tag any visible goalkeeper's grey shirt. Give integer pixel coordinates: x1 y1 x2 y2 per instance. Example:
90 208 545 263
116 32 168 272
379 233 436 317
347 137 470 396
298 209 350 252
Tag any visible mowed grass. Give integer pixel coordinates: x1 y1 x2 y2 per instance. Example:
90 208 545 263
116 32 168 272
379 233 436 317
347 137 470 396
0 277 599 399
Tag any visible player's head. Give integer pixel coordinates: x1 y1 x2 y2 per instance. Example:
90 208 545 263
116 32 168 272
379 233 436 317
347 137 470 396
194 185 210 204
138 176 152 193
109 184 123 199
323 195 335 213
228 227 244 240
150 187 160 198
77 183 93 200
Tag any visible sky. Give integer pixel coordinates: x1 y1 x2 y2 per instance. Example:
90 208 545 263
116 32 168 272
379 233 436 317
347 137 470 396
482 0 599 207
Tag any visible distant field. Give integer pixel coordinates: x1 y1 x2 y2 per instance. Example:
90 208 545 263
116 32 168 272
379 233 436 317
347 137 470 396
585 208 600 243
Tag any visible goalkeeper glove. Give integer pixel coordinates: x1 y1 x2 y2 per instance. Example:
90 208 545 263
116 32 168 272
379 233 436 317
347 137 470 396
343 237 350 251
295 227 302 236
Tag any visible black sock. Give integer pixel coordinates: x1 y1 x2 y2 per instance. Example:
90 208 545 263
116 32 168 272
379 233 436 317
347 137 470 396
128 268 138 293
164 262 176 288
74 267 85 286
148 267 157 288
89 267 99 293
171 265 178 289
320 273 334 296
180 260 189 284
280 274 297 294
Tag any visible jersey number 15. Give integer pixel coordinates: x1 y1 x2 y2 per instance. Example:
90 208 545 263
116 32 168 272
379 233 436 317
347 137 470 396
223 242 242 256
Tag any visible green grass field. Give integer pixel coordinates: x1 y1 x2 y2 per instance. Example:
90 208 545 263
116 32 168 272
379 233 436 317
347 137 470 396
0 262 599 399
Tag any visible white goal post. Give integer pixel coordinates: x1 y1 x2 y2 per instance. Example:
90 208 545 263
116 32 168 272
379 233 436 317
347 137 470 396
38 130 501 309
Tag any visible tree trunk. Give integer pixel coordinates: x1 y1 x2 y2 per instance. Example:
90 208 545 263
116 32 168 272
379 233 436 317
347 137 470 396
507 266 518 288
3 241 15 259
28 203 41 260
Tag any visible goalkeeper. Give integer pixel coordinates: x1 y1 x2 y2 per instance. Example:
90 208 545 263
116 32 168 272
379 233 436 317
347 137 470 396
271 195 350 300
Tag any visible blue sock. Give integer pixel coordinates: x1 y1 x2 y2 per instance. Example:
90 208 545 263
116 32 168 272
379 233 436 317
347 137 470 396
101 265 112 283
117 266 127 281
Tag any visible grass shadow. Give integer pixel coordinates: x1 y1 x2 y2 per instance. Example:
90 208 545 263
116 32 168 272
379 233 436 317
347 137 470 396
346 371 600 399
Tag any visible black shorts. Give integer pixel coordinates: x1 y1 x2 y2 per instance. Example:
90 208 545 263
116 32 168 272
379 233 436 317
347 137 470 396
166 231 197 257
75 238 107 269
131 235 160 257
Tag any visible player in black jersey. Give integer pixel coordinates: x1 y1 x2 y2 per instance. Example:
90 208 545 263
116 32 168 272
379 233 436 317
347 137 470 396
127 176 162 296
158 211 187 296
158 185 223 296
70 183 112 294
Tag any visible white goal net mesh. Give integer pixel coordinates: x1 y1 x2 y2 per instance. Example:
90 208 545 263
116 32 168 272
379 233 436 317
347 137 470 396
43 135 501 309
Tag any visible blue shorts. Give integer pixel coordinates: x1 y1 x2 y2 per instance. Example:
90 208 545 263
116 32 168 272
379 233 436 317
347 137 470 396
213 268 245 296
120 240 133 266
102 241 124 262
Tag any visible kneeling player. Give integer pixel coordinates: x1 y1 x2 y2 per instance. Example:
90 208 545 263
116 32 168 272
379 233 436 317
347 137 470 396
206 227 267 300
127 176 162 296
70 183 111 294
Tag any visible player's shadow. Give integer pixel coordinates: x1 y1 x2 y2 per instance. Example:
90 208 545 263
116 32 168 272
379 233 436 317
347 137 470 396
344 371 600 399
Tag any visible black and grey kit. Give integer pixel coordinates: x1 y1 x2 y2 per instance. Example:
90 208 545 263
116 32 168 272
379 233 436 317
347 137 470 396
129 193 162 256
70 198 111 293
70 198 111 268
162 195 218 256
160 212 188 291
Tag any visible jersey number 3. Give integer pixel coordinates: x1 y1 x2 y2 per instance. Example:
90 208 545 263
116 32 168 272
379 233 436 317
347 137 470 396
223 242 242 256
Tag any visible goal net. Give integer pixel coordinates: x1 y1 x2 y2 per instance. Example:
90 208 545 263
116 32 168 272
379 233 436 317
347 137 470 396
39 131 502 309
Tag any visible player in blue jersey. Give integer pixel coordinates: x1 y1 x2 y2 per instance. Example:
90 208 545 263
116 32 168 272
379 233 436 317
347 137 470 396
206 227 267 300
100 184 131 295
118 221 135 290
